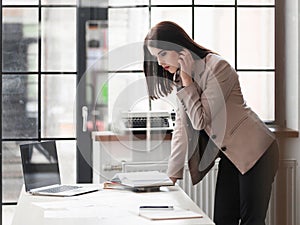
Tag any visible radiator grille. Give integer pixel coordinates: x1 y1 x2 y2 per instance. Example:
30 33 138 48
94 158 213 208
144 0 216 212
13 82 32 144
266 159 297 225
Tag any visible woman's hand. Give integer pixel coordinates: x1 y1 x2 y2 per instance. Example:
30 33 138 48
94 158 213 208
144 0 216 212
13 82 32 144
178 48 194 87
169 177 178 184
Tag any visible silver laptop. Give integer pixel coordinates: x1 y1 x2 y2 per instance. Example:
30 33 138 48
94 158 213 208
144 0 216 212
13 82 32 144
19 141 100 197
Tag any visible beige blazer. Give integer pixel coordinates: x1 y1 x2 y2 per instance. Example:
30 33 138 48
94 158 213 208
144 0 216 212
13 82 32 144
167 53 275 184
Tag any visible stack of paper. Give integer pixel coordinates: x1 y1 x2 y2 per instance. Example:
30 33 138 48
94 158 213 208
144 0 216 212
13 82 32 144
108 171 174 188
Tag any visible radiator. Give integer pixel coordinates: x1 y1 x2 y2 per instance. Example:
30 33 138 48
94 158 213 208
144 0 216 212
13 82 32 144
266 159 297 225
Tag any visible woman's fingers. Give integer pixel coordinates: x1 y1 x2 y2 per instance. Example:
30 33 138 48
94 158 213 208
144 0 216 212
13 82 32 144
169 177 177 184
178 49 193 76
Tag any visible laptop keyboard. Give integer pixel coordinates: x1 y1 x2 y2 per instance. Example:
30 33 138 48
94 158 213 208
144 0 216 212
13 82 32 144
40 185 81 193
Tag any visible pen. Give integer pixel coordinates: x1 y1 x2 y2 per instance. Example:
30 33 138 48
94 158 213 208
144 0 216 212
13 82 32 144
139 206 174 210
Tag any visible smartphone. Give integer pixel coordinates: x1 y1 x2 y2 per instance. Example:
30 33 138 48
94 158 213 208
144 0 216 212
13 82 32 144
174 67 180 82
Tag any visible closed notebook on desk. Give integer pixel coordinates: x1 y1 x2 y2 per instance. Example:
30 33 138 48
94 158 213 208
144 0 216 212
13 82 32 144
110 171 174 188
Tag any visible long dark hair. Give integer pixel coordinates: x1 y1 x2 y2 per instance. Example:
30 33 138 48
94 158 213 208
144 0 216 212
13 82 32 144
143 21 212 100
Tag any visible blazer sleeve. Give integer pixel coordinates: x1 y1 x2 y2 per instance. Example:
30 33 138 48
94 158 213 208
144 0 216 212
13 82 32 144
176 57 237 130
166 99 187 179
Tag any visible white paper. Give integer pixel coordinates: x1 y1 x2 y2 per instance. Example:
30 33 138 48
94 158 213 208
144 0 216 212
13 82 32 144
139 206 203 220
111 171 173 187
32 200 95 209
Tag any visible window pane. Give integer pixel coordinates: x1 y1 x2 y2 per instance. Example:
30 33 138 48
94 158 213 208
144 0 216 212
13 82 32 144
195 0 234 4
108 8 149 71
41 75 76 138
2 75 38 138
151 7 192 37
239 72 274 121
108 73 147 127
41 0 77 4
41 8 76 72
2 141 23 202
109 0 148 6
238 0 274 5
237 8 274 69
151 90 177 112
2 0 38 5
194 7 235 66
151 0 192 5
2 8 39 72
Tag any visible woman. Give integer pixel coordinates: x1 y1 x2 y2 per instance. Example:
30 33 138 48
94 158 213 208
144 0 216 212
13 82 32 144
143 21 279 225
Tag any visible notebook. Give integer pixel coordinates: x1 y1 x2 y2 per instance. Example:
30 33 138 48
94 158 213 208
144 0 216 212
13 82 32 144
138 206 203 220
110 171 174 188
19 141 100 197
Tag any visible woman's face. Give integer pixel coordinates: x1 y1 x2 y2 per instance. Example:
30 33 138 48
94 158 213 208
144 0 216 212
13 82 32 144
148 46 180 74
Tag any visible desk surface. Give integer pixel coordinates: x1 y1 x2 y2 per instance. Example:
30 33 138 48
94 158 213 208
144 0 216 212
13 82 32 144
12 185 215 225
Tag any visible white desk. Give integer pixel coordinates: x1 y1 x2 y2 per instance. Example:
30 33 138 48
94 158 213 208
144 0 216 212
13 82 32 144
12 185 215 225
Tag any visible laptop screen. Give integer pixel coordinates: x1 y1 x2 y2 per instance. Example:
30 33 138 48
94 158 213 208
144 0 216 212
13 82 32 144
20 141 61 191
